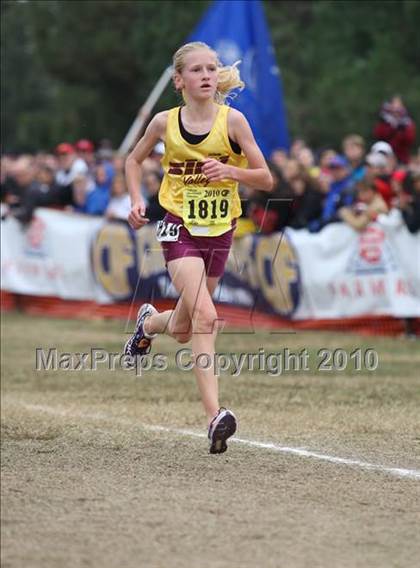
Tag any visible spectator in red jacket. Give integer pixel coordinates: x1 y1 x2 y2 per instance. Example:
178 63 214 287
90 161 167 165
373 96 416 164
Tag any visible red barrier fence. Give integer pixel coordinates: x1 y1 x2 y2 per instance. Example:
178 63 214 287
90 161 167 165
2 291 418 337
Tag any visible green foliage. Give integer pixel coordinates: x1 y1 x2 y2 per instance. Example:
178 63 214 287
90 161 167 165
266 0 420 148
2 0 419 152
2 0 208 152
1 1 55 151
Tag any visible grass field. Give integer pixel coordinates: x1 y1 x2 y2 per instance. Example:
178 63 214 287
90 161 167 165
1 311 420 568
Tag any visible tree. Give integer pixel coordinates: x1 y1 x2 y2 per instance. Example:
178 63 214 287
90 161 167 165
2 0 419 153
265 0 420 148
2 0 208 152
1 1 56 151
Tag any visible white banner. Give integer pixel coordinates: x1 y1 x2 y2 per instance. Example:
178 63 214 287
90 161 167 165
1 209 104 300
286 212 420 319
1 208 420 318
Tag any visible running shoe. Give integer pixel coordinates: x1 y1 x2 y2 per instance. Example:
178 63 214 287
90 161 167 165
208 408 237 454
124 303 158 357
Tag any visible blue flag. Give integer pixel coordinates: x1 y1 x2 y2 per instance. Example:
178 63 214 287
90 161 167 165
188 0 289 157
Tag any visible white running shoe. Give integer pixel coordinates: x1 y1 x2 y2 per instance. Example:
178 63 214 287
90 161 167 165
124 303 158 357
208 408 237 454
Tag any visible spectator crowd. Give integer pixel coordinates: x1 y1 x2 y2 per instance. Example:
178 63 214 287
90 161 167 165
1 95 419 234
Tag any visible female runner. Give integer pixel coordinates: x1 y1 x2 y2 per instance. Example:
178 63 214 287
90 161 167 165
124 42 273 454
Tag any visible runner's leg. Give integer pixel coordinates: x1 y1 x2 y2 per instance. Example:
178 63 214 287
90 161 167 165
163 256 222 421
144 275 220 344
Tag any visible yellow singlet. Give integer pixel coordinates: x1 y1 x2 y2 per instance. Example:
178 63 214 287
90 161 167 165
159 104 248 237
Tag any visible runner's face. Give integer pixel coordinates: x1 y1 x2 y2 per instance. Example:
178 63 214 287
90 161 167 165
177 50 218 101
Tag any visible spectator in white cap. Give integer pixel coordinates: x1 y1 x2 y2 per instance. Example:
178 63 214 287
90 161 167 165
370 140 397 175
365 152 388 171
371 141 393 156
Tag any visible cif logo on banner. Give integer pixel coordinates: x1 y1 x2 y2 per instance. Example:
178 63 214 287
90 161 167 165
253 230 300 317
91 222 166 300
228 230 300 317
347 226 396 274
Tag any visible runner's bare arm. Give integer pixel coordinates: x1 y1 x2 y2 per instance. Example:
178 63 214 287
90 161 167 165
125 111 167 228
201 109 273 192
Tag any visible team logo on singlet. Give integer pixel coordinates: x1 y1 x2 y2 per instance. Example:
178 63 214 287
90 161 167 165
168 156 229 186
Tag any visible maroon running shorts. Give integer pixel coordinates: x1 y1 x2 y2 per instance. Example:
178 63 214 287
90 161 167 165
160 212 236 278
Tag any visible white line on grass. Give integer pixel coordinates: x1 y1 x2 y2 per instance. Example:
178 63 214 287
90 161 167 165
16 402 420 481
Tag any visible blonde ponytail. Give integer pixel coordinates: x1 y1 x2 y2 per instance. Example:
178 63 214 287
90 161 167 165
172 42 245 104
215 61 244 104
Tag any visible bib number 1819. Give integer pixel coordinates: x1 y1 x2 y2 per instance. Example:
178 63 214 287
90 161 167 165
187 198 229 220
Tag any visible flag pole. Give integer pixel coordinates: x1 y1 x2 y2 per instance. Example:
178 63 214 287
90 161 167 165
118 65 173 155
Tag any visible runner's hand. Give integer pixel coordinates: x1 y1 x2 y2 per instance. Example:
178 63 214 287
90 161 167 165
128 201 149 230
202 159 232 182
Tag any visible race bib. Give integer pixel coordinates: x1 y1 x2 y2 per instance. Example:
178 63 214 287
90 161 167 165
156 220 182 242
182 187 232 237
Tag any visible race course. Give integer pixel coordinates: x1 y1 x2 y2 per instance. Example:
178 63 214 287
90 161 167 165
2 312 420 568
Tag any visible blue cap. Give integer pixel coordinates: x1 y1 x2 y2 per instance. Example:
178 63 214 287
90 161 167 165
328 155 348 169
